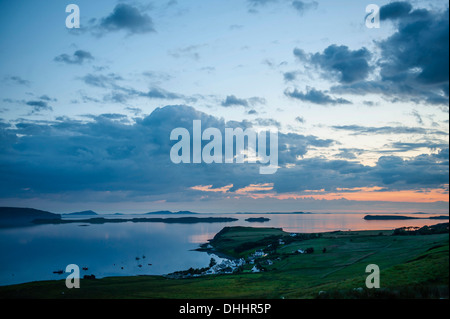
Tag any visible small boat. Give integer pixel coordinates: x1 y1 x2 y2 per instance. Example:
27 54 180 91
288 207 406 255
82 267 88 271
53 270 64 275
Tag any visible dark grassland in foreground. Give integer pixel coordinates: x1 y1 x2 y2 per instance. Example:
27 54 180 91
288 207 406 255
0 224 448 299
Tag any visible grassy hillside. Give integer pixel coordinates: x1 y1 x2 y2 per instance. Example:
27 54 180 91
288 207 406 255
0 225 448 299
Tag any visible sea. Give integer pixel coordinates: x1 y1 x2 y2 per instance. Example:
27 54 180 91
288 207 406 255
0 212 447 286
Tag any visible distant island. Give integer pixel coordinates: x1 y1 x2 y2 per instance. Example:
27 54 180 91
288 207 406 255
364 215 449 220
245 217 271 223
0 207 236 227
33 216 238 225
145 211 198 215
64 210 98 216
236 212 311 215
0 207 61 227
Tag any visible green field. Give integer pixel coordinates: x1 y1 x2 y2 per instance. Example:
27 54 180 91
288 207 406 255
0 225 448 299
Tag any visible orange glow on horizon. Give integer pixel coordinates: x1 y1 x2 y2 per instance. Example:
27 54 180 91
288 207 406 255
191 183 448 203
259 188 449 203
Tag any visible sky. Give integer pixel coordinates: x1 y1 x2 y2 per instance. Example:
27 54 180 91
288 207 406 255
0 0 448 214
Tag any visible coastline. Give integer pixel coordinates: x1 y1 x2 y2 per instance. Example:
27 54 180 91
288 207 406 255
0 223 448 299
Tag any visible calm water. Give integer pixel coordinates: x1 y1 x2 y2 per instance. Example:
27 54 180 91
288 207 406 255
0 213 446 286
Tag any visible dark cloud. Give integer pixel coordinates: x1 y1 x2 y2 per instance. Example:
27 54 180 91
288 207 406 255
293 48 308 61
310 45 372 84
54 50 94 65
293 45 372 84
98 4 155 35
285 87 352 105
291 3 448 106
0 105 339 200
380 1 413 21
270 147 448 194
332 4 449 106
377 5 449 99
372 150 449 186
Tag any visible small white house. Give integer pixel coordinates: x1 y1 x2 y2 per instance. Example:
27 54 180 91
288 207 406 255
251 265 260 273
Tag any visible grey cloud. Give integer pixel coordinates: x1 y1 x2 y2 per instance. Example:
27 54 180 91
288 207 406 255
169 45 203 60
25 100 53 113
291 1 318 14
247 0 277 7
411 110 423 125
97 3 155 35
54 50 94 65
81 73 123 88
285 87 352 105
387 142 449 152
335 148 365 160
293 48 308 61
220 95 266 107
295 116 305 123
332 124 448 136
39 95 57 102
283 71 297 82
254 118 281 128
4 75 30 86
141 87 185 100
80 72 190 103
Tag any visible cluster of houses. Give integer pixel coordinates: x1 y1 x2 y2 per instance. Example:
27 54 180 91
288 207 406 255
169 233 318 278
204 258 246 275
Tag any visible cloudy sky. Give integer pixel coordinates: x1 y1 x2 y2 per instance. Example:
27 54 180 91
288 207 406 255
0 0 448 214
